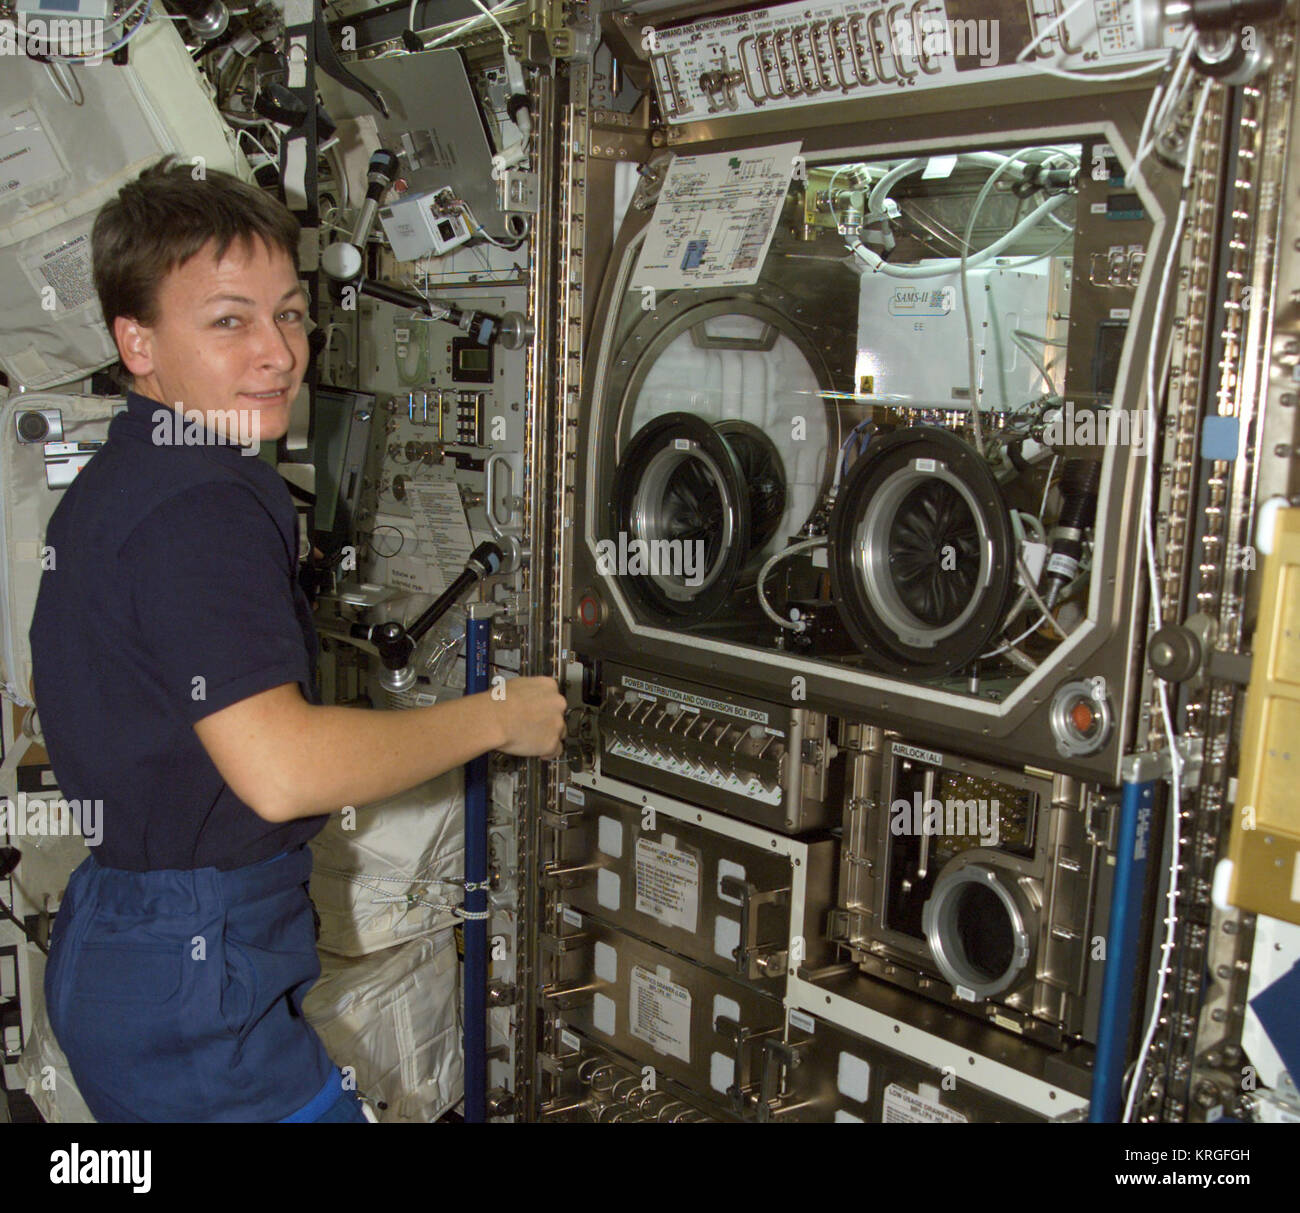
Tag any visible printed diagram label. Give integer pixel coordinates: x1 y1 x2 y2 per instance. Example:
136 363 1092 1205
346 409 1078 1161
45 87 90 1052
882 1083 967 1123
629 965 692 1061
635 838 700 932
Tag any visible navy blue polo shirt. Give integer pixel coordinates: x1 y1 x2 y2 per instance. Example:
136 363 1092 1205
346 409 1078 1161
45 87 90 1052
29 389 329 871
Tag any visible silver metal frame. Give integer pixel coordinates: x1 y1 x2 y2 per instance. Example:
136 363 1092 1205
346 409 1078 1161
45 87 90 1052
571 97 1175 786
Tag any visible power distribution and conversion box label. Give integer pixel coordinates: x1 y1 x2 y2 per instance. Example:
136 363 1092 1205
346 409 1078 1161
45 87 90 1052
882 1083 967 1124
619 675 770 725
629 965 692 1061
634 838 700 932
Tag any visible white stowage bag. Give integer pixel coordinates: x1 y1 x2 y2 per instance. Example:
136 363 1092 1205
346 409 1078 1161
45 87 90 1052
309 769 464 956
0 392 123 709
303 930 462 1123
0 20 245 390
13 951 95 1123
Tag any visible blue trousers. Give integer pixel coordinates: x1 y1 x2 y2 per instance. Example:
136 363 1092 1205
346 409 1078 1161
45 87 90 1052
45 846 356 1122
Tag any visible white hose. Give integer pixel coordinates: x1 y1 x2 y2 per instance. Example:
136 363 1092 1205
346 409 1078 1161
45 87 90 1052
756 538 828 632
852 190 1070 280
865 151 1037 219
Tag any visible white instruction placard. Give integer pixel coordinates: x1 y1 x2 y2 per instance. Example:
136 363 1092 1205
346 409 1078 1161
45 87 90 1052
409 475 475 589
386 555 438 596
635 838 699 932
882 1083 968 1124
20 233 96 312
0 106 64 202
629 965 691 1061
631 142 801 291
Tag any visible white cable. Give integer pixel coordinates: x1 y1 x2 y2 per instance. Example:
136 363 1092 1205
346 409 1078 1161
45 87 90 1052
413 0 514 47
43 61 83 105
1015 328 1068 347
1016 0 1170 81
1122 77 1210 1125
237 128 279 171
1015 0 1092 64
1013 331 1057 394
866 156 927 219
1039 453 1060 517
1022 57 1172 83
1015 509 1047 545
466 0 511 47
853 190 1071 280
982 611 1046 660
860 227 1075 282
850 146 1079 279
461 200 526 249
865 150 1063 222
958 146 1077 447
990 583 1033 639
962 241 986 453
97 0 148 35
981 514 1051 659
42 0 151 60
756 538 827 632
1017 548 1069 639
1128 31 1199 190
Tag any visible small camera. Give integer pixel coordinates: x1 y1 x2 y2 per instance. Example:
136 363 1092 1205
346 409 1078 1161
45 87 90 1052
15 409 63 444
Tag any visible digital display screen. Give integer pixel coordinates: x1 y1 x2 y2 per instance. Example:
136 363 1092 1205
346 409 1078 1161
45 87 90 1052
451 336 493 383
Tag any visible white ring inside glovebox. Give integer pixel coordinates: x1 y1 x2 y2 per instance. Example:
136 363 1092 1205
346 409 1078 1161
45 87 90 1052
625 313 830 558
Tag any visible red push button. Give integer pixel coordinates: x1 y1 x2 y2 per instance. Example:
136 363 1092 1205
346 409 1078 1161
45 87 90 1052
1069 699 1096 734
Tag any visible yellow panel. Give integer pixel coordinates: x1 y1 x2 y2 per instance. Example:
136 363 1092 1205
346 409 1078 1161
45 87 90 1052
1273 564 1300 686
1228 508 1300 924
1257 700 1300 830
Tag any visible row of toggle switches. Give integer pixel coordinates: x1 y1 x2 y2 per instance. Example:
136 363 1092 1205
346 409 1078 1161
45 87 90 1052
650 0 1085 118
393 389 486 445
599 688 787 799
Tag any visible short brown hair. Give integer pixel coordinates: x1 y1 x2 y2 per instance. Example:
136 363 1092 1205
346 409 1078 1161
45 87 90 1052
92 155 301 330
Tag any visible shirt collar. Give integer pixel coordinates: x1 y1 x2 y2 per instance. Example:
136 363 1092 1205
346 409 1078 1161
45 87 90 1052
115 390 263 462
